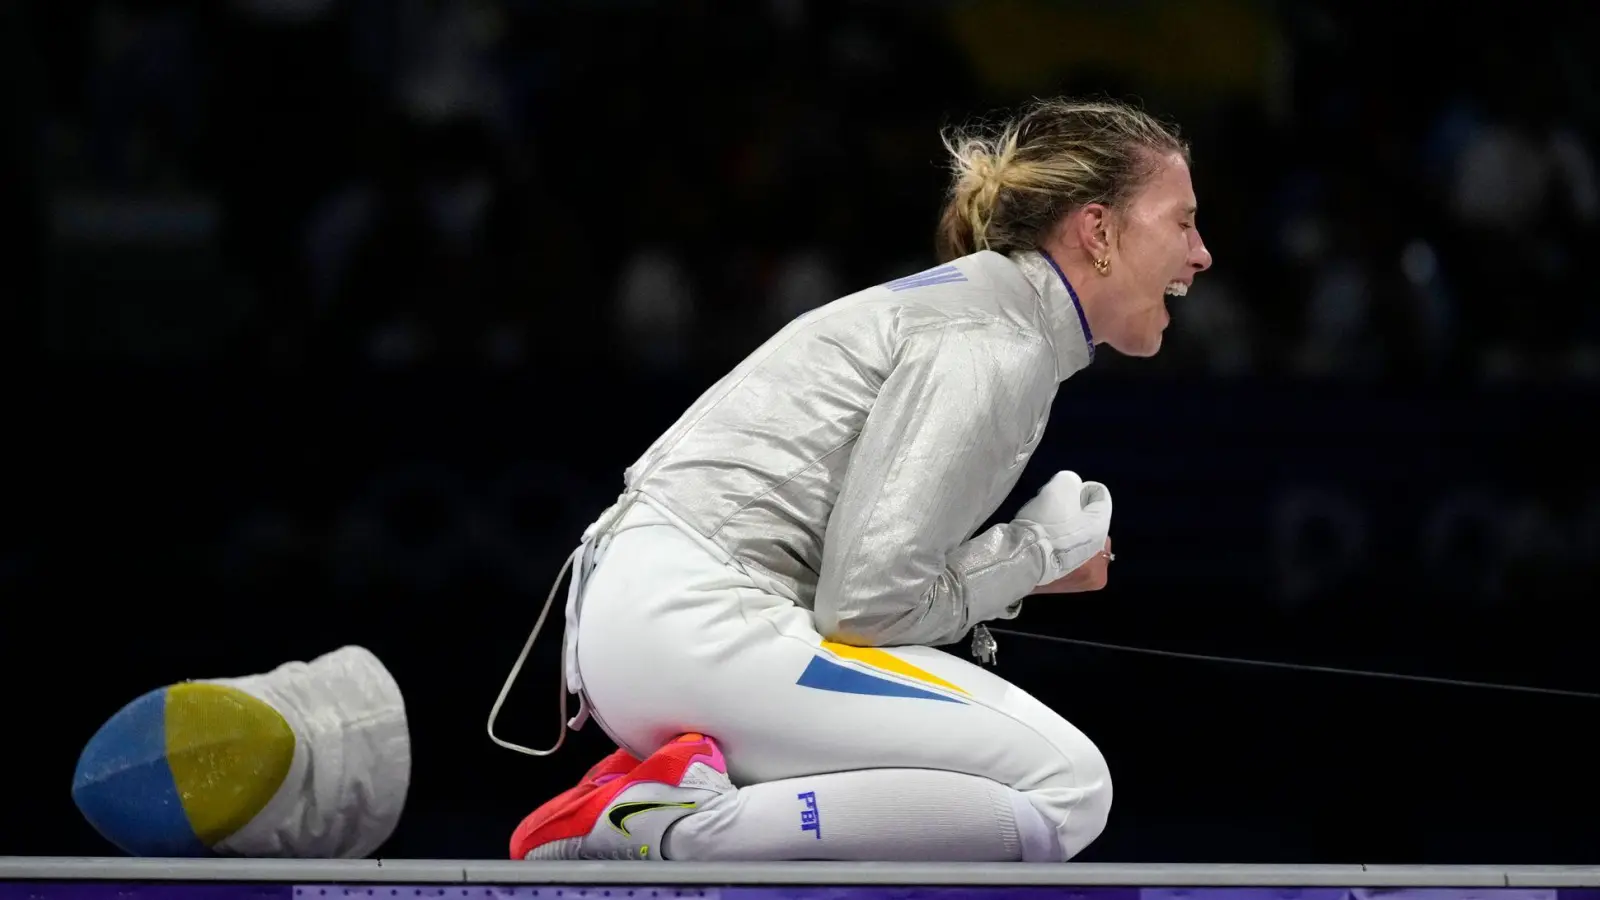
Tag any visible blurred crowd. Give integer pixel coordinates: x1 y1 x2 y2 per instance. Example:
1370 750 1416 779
6 0 1597 382
7 7 1598 865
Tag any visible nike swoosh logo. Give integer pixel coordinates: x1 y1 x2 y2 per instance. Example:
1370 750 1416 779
607 800 698 837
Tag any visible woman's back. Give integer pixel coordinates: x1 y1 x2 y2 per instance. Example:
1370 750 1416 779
623 249 1068 632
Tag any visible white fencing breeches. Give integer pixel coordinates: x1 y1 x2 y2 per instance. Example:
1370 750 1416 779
570 498 1112 860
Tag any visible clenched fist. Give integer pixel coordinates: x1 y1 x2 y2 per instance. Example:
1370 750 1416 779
1013 470 1113 586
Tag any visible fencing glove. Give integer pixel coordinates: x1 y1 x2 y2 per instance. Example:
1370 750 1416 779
1014 470 1113 586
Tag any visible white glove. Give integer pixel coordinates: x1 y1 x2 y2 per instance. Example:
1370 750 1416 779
1013 470 1113 586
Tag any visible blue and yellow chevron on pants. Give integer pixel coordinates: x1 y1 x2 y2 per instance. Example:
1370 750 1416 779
795 641 970 703
71 682 296 856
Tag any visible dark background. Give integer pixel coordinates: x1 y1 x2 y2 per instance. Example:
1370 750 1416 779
2 0 1597 864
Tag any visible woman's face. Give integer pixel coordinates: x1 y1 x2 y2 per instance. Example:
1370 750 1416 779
1098 153 1213 357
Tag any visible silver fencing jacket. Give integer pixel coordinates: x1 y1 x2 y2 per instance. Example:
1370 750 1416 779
621 249 1096 649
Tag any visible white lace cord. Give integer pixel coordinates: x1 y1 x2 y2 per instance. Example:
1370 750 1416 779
486 544 580 757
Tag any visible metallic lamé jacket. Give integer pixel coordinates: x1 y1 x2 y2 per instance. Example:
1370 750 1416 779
621 249 1096 649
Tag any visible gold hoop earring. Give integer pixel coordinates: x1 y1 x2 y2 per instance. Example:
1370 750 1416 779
1094 257 1110 276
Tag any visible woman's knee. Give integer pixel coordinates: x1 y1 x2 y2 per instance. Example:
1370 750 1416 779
1023 728 1112 859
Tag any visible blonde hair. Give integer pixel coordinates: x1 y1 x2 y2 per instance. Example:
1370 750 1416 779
936 98 1190 262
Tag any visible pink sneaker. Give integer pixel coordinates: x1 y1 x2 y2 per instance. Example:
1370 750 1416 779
510 733 732 860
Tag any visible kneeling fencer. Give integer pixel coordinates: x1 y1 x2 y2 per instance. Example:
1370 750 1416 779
503 96 1213 863
68 96 1211 864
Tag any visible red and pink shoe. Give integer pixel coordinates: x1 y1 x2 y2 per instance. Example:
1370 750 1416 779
510 734 732 861
535 747 642 817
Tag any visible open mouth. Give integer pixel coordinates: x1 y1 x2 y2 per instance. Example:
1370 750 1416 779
1164 281 1189 297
